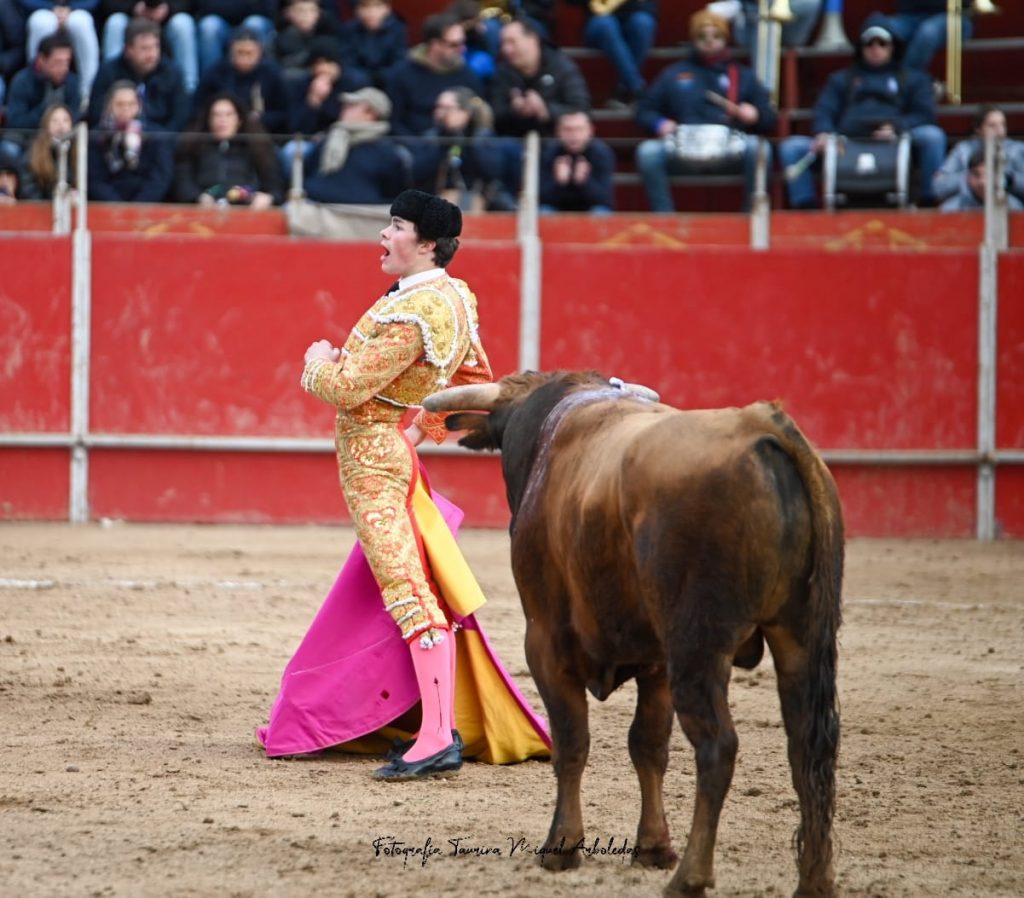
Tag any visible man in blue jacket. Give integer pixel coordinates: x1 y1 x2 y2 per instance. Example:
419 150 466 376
88 18 190 132
192 24 290 136
633 8 776 213
5 31 80 146
778 16 946 209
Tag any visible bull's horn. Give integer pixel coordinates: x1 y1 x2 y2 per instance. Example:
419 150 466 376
422 382 502 412
609 377 660 403
624 382 660 402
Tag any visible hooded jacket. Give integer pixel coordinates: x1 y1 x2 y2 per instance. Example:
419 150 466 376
811 14 936 137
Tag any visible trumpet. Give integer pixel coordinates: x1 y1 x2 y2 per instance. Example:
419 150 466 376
814 0 852 52
755 0 793 105
947 0 962 104
589 0 631 14
947 0 1000 105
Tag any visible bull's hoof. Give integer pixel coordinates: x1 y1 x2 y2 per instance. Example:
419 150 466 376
793 884 837 898
538 845 581 872
633 843 679 870
663 868 714 898
663 884 706 898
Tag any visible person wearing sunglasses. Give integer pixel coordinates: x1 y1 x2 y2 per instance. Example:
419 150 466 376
777 16 946 209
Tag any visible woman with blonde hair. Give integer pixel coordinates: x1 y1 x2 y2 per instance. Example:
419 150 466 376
20 103 78 200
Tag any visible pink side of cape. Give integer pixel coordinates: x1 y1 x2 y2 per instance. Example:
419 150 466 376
257 491 549 758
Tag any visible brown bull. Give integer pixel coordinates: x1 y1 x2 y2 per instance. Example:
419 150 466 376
423 371 844 898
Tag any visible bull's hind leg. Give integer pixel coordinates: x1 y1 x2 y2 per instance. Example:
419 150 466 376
665 652 737 898
525 625 590 871
629 669 679 869
766 629 838 898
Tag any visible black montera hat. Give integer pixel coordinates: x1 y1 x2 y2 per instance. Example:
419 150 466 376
389 189 462 240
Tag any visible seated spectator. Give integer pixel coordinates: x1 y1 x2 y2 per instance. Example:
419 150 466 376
279 36 369 173
271 0 340 81
888 0 972 82
88 79 173 200
18 100 78 198
19 0 100 102
732 0 822 94
6 32 81 149
193 25 289 136
564 0 659 107
491 17 590 140
777 16 945 209
88 18 190 132
173 90 283 206
0 143 21 202
934 105 1024 207
426 85 509 211
447 0 499 83
1 0 27 108
386 11 483 185
337 0 406 90
302 85 409 205
539 108 614 214
98 2 199 95
941 145 1024 212
195 0 277 75
634 9 775 212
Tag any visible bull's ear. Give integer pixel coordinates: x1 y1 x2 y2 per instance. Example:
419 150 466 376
447 413 497 451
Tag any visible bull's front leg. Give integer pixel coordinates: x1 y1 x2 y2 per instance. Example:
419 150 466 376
526 624 590 872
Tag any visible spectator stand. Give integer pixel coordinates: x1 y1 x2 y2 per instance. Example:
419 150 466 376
551 0 1024 211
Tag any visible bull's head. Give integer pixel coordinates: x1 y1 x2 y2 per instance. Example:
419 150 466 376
423 370 659 516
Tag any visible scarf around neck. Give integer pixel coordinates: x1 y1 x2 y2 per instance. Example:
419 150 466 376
319 119 390 174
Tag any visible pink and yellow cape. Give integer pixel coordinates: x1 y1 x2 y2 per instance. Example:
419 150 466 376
257 476 551 764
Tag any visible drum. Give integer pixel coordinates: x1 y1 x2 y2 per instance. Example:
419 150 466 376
664 124 748 165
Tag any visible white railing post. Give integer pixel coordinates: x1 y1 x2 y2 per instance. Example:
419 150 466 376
976 133 1001 540
750 137 770 250
69 122 91 523
517 132 542 372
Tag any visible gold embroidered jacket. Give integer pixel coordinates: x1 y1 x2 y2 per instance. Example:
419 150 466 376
301 273 492 442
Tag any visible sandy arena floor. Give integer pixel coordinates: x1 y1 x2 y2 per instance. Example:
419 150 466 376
1 523 1021 898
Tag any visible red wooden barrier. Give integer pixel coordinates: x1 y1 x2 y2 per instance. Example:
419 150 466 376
1 226 1021 537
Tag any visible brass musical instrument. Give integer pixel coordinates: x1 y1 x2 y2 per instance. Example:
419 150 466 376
947 0 1000 106
589 0 632 16
814 0 852 52
755 0 794 105
479 1 512 22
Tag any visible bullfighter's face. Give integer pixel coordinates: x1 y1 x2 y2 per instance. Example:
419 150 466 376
379 216 434 277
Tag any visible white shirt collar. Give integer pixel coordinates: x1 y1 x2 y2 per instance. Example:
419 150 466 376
398 268 446 290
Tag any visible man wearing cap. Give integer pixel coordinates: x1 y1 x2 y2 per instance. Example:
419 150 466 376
777 15 945 209
300 189 493 780
633 8 776 212
301 86 410 204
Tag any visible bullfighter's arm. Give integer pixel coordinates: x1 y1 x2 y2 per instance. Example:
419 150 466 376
413 340 494 445
300 323 423 410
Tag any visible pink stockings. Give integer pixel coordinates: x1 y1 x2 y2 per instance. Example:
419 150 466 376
401 630 456 762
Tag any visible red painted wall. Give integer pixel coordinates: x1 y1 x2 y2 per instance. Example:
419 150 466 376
1 228 1021 537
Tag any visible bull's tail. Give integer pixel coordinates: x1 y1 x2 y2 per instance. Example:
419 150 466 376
767 403 844 887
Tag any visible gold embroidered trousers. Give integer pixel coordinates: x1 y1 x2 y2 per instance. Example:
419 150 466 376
335 416 449 647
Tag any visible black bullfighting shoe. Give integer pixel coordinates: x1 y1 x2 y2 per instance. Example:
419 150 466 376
372 740 463 782
385 729 463 762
